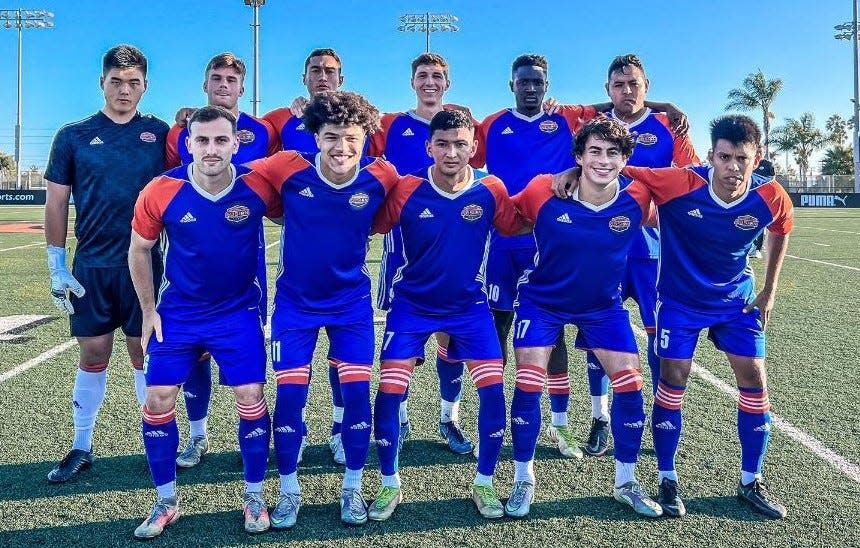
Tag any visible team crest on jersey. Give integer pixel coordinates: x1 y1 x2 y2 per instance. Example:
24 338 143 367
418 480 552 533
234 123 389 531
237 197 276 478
539 120 559 133
461 204 483 221
349 192 370 209
734 214 759 230
139 131 157 143
236 129 256 144
608 215 631 232
225 203 251 224
636 133 657 146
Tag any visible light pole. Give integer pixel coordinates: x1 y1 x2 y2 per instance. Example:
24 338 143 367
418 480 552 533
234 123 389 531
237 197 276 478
398 13 459 52
1 9 53 190
243 0 265 116
835 2 860 192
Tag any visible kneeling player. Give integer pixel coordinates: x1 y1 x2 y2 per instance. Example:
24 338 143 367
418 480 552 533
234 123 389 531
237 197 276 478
506 117 662 519
128 106 282 539
369 110 524 521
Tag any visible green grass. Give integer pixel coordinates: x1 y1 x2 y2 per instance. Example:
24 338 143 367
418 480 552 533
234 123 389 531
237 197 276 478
1 205 859 547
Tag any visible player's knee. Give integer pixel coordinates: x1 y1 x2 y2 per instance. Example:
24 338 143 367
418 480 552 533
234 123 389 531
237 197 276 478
729 356 767 388
659 358 692 386
144 387 177 415
233 383 264 407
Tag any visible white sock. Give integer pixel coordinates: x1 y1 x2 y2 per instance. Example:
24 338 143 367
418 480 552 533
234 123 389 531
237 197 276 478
474 472 493 486
741 470 761 486
245 481 263 494
133 369 147 406
382 473 401 488
513 460 535 484
280 472 300 494
72 369 107 451
440 399 460 423
551 411 568 427
591 395 610 421
332 406 344 425
188 418 208 439
343 467 364 490
658 470 678 483
399 400 409 423
156 480 176 500
615 460 636 487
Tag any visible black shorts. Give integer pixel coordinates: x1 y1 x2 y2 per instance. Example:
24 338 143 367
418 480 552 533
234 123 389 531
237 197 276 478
69 260 162 338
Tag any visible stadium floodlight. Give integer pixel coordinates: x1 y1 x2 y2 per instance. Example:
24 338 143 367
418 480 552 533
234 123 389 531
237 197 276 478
242 0 266 116
835 2 860 192
397 12 459 52
0 9 53 190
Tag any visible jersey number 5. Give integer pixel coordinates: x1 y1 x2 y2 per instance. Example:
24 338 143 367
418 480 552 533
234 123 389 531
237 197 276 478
659 329 670 350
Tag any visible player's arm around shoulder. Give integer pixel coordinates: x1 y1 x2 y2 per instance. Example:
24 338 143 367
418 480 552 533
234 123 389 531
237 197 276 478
512 174 555 232
371 173 417 235
483 175 530 236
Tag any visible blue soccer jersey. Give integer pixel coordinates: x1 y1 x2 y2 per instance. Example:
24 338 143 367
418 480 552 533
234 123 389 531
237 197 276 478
45 111 169 266
131 164 283 321
263 108 319 154
369 111 434 175
512 174 653 314
243 152 399 313
372 167 522 314
165 111 278 168
623 165 794 311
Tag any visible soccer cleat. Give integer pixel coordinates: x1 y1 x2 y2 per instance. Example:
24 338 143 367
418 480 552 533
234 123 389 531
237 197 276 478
504 481 535 518
471 484 504 519
297 435 308 464
243 492 270 533
176 436 209 468
368 486 403 522
438 421 475 455
271 492 301 530
545 424 584 459
47 448 94 483
329 433 346 465
737 479 787 519
655 477 686 517
134 497 178 540
613 480 663 518
340 488 368 526
582 417 610 457
397 420 412 452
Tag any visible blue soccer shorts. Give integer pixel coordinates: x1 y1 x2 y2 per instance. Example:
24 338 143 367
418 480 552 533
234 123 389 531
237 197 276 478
622 257 658 331
485 242 537 312
377 228 405 312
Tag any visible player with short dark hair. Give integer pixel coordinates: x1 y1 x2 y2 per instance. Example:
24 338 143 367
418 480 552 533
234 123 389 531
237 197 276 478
368 110 523 521
243 91 399 528
44 44 169 484
129 105 282 539
505 117 663 519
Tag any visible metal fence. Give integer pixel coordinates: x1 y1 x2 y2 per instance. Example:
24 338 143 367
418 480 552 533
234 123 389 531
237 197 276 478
780 175 855 193
0 170 46 190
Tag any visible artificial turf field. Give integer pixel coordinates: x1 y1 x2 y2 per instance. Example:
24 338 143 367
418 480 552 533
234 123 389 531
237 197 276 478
0 205 858 547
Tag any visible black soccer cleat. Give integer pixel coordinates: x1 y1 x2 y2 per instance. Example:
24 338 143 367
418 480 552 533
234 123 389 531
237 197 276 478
737 478 787 519
655 477 686 517
582 417 610 457
47 448 94 483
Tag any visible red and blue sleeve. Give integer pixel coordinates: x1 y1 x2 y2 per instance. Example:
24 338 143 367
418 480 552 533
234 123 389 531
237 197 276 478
512 174 555 225
367 158 401 196
244 151 312 194
757 181 795 235
262 118 280 158
369 113 398 158
372 175 420 234
655 114 700 166
484 176 526 236
626 181 657 227
165 124 184 169
622 166 706 206
472 110 507 169
244 176 284 219
132 176 184 240
558 104 598 134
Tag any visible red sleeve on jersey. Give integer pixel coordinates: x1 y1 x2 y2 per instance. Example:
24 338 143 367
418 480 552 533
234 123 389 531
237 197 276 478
512 174 554 224
165 124 183 169
483 176 525 236
654 113 701 166
261 117 280 158
132 176 184 240
245 151 312 193
625 180 657 226
372 175 421 234
558 104 598 134
367 158 401 195
472 109 507 169
756 181 795 235
369 113 399 158
623 166 706 206
244 174 284 219
263 108 293 134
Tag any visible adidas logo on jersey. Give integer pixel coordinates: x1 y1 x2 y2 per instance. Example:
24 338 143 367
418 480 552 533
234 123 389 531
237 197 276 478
376 439 392 447
654 421 677 430
489 429 505 438
419 208 434 219
586 361 601 370
182 391 197 399
73 400 82 409
687 208 703 218
275 425 295 434
89 136 104 145
180 212 196 223
299 187 314 198
244 427 267 439
556 213 572 224
623 420 645 429
754 423 772 432
145 430 168 438
501 127 514 135
296 123 305 130
511 416 528 426
402 127 415 137
350 421 371 430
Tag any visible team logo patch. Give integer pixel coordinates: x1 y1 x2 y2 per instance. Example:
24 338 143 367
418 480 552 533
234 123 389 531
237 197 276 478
636 132 657 146
236 129 256 144
225 203 251 224
608 215 631 232
461 204 483 221
539 120 559 133
139 131 157 143
348 192 370 209
734 214 759 230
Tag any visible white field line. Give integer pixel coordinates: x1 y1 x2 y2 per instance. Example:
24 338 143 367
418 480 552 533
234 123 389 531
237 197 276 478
0 242 44 252
786 254 860 272
265 241 278 250
0 339 78 383
797 226 860 236
631 325 860 483
810 242 831 247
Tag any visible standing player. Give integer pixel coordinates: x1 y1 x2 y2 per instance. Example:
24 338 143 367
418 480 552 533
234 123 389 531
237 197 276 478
505 117 663 519
165 52 278 470
243 92 399 528
369 52 476 455
129 106 281 539
43 45 169 483
369 110 522 521
553 115 793 519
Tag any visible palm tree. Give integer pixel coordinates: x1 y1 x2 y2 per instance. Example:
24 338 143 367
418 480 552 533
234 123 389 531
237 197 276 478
725 70 784 159
821 146 853 175
771 113 827 182
825 114 849 147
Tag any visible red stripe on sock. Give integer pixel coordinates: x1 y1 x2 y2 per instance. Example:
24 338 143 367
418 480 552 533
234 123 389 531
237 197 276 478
143 406 176 425
379 361 413 394
275 365 310 385
546 373 570 394
655 381 685 410
338 363 372 384
515 363 545 393
609 369 643 393
237 399 268 420
738 390 770 414
436 345 459 364
79 362 108 373
466 360 503 389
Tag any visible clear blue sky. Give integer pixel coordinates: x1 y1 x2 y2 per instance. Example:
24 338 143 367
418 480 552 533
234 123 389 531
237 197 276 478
0 0 853 172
